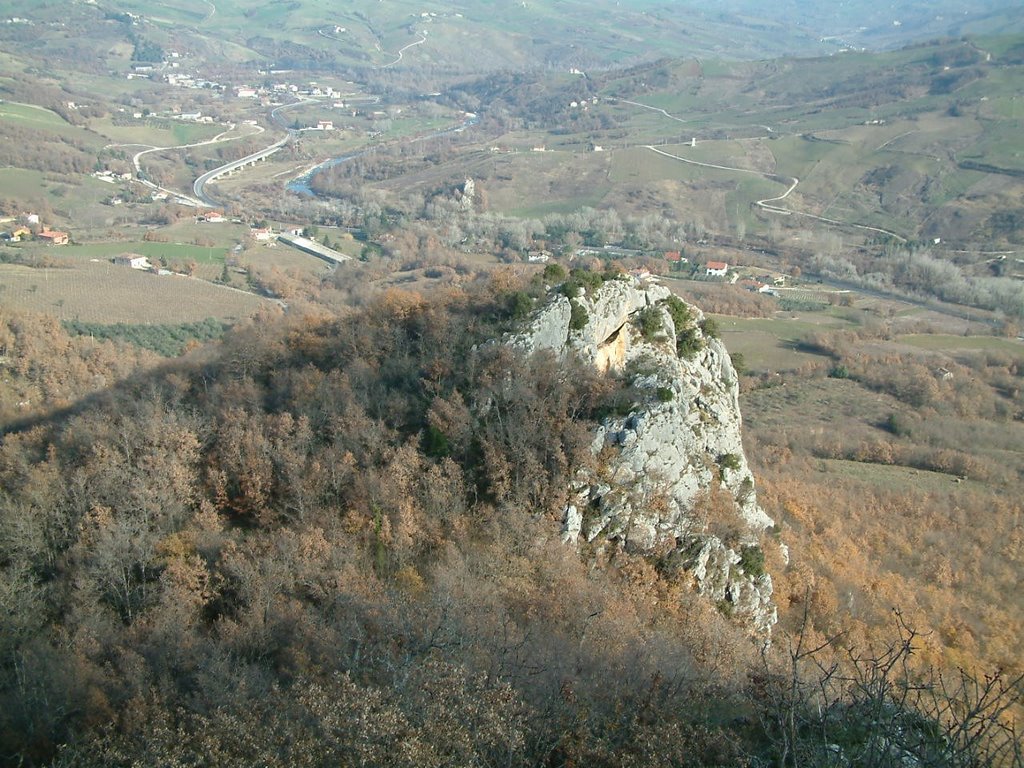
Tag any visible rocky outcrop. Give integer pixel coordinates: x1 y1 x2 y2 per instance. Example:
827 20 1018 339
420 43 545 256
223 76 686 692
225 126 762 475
512 275 777 633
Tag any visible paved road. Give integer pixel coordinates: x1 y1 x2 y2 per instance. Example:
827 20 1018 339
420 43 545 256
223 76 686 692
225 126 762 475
193 97 318 207
106 122 262 207
643 145 906 243
622 98 908 242
193 135 290 207
381 34 426 67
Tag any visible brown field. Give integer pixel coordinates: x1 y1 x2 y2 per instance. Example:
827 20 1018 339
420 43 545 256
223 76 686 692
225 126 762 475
0 261 268 323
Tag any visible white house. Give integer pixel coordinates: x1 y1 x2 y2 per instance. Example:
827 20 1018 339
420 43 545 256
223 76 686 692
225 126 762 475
114 254 151 269
705 261 729 277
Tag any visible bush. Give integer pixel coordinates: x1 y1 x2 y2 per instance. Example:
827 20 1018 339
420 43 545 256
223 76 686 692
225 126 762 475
542 262 566 282
677 326 704 359
569 300 589 331
507 291 534 319
738 545 766 577
63 318 228 356
663 295 693 330
701 317 720 339
656 387 674 402
886 412 912 437
829 364 850 379
752 618 1024 768
717 452 742 479
637 306 663 341
571 268 604 292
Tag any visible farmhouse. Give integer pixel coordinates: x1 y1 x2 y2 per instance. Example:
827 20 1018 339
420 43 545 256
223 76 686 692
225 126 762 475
738 279 772 294
9 226 31 241
37 230 69 245
113 254 151 269
251 227 274 241
200 211 226 223
705 261 729 277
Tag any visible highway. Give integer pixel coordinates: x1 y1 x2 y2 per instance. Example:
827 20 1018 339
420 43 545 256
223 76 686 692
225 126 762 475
192 134 290 207
192 97 317 207
106 122 262 207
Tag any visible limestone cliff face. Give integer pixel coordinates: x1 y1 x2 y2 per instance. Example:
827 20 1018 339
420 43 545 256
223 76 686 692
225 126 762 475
510 276 777 633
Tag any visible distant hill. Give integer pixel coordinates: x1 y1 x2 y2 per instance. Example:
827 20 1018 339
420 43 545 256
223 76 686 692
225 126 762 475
1 0 1021 77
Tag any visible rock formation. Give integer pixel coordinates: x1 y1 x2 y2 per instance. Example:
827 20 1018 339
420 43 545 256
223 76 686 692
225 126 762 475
510 274 778 633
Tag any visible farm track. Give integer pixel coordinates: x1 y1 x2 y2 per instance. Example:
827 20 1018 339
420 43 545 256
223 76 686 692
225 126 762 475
380 34 427 68
624 97 908 243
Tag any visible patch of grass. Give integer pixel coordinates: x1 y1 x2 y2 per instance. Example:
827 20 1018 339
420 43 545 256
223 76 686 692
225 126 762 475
713 311 860 371
811 458 979 494
63 317 229 356
898 333 1024 358
0 168 48 198
0 101 65 127
61 241 230 265
91 117 223 147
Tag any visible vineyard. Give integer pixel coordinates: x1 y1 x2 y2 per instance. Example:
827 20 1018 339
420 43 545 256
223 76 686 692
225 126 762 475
0 261 267 323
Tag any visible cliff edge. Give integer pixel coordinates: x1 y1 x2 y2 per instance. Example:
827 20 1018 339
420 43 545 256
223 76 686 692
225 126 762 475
510 274 778 632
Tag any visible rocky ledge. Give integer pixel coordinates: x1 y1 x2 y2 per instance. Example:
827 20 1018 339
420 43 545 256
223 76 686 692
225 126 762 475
509 275 778 633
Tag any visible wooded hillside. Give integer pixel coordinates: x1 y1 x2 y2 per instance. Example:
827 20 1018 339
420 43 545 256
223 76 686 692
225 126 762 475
0 282 1020 766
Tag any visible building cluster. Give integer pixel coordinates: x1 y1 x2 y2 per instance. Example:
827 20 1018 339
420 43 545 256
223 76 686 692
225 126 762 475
0 214 68 245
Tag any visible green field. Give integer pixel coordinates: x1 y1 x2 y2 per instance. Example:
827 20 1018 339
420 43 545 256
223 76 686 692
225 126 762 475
91 117 224 147
715 314 845 372
898 333 1024 357
0 168 48 198
811 458 984 494
55 241 231 265
0 101 66 128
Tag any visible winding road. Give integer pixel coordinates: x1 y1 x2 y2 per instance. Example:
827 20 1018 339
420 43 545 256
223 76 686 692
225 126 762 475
380 34 426 68
624 95 909 243
646 144 906 242
105 121 263 207
188 97 317 207
617 99 688 125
